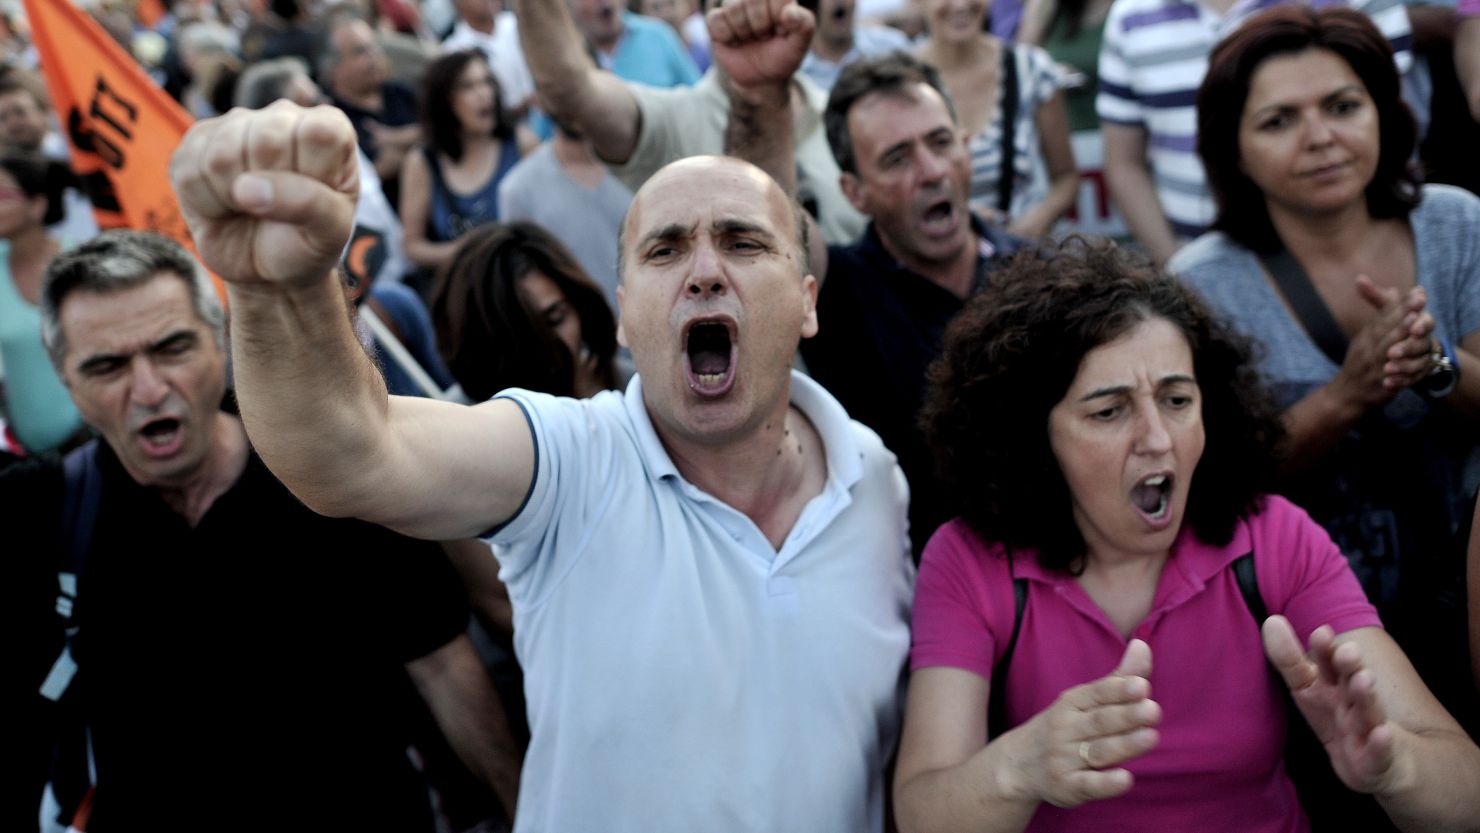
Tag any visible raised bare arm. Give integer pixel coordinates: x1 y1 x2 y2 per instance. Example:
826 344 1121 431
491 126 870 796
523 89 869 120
169 102 535 539
514 0 642 164
714 0 829 278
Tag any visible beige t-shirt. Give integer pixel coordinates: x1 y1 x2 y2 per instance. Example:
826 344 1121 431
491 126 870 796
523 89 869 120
608 70 867 246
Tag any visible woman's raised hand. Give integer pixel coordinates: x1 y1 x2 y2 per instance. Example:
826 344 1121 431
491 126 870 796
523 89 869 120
1332 276 1434 409
1013 640 1162 808
1262 616 1400 795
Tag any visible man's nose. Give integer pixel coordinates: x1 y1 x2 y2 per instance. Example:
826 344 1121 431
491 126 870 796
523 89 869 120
916 144 948 184
128 358 171 408
685 240 729 298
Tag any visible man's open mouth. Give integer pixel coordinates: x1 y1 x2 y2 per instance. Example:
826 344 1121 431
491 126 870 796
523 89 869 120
1130 474 1172 521
921 198 956 234
137 417 185 456
684 320 737 397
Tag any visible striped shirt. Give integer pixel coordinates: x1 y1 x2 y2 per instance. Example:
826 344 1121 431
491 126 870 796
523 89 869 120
967 43 1065 221
1096 0 1413 239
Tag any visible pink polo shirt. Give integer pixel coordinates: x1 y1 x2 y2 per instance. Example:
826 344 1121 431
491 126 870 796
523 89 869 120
911 495 1381 833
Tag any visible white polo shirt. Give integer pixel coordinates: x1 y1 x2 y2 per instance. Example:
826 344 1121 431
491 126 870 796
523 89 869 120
489 371 914 833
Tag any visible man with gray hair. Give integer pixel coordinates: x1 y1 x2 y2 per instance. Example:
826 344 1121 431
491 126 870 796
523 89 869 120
9 230 519 830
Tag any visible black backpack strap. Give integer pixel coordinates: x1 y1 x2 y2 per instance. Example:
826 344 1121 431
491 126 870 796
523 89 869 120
996 43 1020 218
987 548 1028 738
41 440 101 703
1259 249 1350 366
1229 546 1395 832
1231 551 1266 625
60 439 102 574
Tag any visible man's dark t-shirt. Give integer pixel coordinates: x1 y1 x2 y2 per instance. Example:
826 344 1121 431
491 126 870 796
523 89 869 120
5 437 467 831
805 217 1020 557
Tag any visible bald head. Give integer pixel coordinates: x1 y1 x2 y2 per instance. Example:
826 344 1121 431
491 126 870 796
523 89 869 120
618 156 810 283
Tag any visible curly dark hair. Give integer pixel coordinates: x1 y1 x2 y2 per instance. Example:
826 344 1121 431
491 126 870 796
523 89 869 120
920 239 1285 572
1198 6 1418 255
420 50 513 164
429 221 618 401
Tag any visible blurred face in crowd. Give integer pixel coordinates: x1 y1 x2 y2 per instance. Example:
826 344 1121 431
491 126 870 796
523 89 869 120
520 270 586 367
570 0 626 50
841 82 974 272
816 0 857 47
1237 47 1379 219
925 0 988 44
58 274 229 489
328 19 387 98
0 169 45 239
617 157 817 447
451 58 499 135
0 88 49 151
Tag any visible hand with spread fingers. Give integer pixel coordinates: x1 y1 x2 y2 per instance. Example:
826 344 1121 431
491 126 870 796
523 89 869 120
169 101 360 290
1013 640 1163 808
707 0 814 91
1262 616 1400 795
1332 277 1435 410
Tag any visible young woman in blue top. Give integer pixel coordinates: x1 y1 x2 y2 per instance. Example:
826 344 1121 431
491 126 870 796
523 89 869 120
400 49 524 276
0 147 81 453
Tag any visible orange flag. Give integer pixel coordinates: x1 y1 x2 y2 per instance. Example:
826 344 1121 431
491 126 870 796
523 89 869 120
135 0 167 29
21 0 224 300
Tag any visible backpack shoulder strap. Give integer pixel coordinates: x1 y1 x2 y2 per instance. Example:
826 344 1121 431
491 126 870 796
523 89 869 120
987 548 1029 738
42 439 102 703
60 439 102 577
1231 551 1266 625
996 43 1020 217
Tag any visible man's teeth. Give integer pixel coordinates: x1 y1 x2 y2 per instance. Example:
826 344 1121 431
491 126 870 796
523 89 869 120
695 372 726 386
1142 475 1166 488
143 428 179 447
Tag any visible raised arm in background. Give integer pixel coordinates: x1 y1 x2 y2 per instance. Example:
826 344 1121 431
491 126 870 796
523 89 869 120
513 0 642 164
714 0 829 277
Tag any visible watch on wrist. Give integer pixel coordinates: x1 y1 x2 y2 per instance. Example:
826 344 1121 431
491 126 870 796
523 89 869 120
1419 337 1460 399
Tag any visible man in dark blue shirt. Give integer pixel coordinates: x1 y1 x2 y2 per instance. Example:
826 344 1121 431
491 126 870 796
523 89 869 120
717 3 1020 553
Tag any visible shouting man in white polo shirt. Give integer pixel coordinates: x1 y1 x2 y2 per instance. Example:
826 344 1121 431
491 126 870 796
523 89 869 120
168 86 913 833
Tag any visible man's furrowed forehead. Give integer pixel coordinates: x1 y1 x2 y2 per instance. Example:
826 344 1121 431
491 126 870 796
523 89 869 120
61 278 208 364
634 162 786 228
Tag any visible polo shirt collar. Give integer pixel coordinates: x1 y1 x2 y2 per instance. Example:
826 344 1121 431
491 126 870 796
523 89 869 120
1010 516 1253 591
621 369 863 492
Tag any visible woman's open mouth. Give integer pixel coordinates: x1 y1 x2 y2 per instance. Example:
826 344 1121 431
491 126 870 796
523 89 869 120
684 320 737 397
1130 473 1172 524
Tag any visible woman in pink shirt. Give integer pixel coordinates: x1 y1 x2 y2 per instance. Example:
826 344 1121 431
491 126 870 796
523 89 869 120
893 240 1480 832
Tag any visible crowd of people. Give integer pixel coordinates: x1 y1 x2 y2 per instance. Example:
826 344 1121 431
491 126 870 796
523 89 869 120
2 0 1480 830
